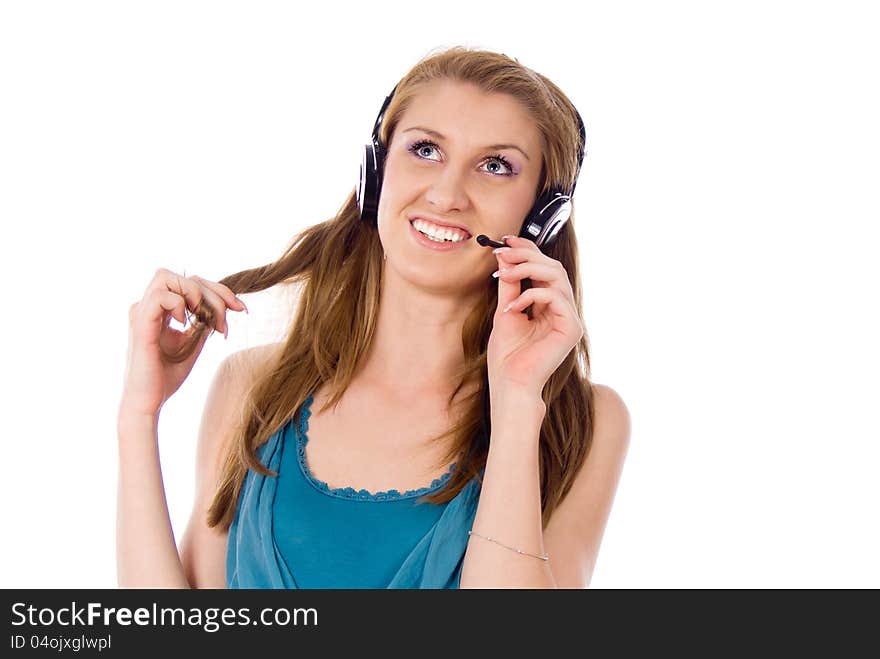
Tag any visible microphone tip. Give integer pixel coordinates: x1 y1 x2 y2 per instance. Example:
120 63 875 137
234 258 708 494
476 234 507 248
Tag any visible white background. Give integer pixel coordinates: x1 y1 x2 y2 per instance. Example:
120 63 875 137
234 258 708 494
1 1 877 588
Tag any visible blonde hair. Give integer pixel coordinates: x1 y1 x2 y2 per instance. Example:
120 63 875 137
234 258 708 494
165 46 595 531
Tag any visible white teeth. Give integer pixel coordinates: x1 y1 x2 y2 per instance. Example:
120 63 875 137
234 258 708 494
412 219 467 242
419 229 447 243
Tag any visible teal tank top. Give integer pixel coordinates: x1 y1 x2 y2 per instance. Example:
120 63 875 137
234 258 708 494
226 392 483 588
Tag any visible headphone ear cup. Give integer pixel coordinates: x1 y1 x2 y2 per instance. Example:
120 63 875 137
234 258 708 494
374 141 386 205
519 191 572 249
357 140 386 225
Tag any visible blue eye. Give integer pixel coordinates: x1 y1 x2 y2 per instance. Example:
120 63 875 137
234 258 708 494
409 140 440 161
406 139 515 177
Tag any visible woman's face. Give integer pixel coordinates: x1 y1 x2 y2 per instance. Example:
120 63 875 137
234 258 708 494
376 79 544 290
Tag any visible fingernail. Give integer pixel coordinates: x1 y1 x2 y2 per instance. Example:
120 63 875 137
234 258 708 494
493 247 510 254
491 270 500 279
502 235 515 241
237 298 248 313
503 303 512 313
224 325 229 340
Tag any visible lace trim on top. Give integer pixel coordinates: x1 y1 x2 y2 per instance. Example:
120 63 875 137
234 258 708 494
295 394 458 501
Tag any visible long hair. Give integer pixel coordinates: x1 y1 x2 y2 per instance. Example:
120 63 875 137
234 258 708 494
165 46 595 531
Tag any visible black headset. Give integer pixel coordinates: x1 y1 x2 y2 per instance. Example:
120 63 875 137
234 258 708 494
357 82 587 250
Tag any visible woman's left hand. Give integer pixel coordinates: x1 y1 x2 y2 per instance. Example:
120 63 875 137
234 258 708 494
487 234 585 397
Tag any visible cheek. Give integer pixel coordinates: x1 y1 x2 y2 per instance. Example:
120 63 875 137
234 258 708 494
380 155 417 200
376 158 412 231
492 194 535 233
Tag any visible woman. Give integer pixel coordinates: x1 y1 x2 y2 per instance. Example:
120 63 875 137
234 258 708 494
117 46 631 589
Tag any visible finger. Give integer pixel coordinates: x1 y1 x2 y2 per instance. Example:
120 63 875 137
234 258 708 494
492 245 555 268
144 267 171 296
188 276 243 332
157 306 215 354
146 269 240 336
162 273 228 335
495 252 521 314
502 286 579 327
146 269 204 319
496 261 576 305
194 283 231 336
139 289 202 339
191 275 247 313
501 234 543 252
496 261 563 288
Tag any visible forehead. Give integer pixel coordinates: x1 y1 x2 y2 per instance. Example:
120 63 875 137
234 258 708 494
393 79 542 152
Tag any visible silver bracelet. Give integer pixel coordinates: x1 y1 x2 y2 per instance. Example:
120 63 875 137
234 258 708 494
468 530 550 562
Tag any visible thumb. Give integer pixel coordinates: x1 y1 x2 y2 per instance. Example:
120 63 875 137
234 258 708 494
495 252 521 314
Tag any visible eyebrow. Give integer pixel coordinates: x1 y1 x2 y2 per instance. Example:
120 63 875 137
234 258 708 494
400 126 531 162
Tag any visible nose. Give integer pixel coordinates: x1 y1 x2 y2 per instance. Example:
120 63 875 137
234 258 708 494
424 165 471 214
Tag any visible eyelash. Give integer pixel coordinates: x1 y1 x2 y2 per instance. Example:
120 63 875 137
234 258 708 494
406 139 516 177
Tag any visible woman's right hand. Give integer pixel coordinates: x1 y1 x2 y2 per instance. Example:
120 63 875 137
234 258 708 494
119 268 248 420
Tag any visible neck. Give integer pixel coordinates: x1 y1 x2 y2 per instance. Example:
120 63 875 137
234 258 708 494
356 264 484 400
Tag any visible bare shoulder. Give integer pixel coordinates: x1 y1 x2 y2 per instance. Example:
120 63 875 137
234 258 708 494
591 383 632 441
542 382 631 587
178 341 284 588
209 341 285 449
222 341 285 390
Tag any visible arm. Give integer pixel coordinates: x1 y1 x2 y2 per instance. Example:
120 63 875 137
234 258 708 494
459 387 554 588
117 343 281 589
459 383 631 589
116 412 191 588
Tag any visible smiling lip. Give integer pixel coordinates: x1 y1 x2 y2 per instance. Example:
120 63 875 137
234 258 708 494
408 215 472 238
409 219 470 251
